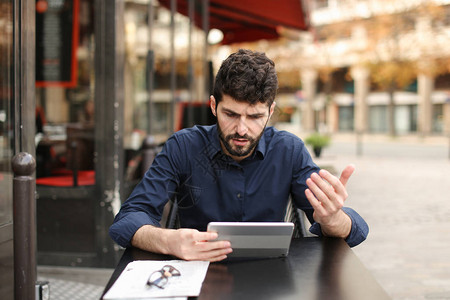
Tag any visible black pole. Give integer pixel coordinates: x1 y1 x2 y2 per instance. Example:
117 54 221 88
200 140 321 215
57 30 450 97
170 0 177 133
70 141 79 186
141 136 158 177
147 1 154 135
146 50 155 134
12 152 36 300
202 0 209 125
187 0 195 128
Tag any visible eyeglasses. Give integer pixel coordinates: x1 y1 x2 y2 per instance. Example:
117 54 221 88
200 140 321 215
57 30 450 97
146 265 181 289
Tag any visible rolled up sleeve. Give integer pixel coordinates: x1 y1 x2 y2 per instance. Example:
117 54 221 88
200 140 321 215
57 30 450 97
309 207 369 247
109 211 160 248
109 136 182 248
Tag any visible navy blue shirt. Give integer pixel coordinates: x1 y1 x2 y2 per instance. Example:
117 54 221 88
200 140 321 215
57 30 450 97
110 125 368 248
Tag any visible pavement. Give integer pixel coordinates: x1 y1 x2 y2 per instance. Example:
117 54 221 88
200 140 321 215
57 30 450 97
314 133 450 300
37 266 113 300
37 133 450 300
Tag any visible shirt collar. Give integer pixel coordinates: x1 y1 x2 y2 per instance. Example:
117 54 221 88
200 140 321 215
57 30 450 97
208 125 224 159
254 130 266 159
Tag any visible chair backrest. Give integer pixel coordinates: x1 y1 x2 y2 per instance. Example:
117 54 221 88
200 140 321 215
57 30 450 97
284 197 309 238
66 123 95 171
36 123 95 187
161 200 180 229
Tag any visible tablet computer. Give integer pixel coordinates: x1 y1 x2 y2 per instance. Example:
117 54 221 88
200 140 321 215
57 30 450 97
207 222 294 258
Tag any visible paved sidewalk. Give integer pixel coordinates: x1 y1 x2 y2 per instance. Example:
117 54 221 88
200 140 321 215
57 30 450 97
314 136 450 300
37 266 113 300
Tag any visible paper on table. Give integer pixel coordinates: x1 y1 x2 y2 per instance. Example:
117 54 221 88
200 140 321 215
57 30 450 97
103 260 210 300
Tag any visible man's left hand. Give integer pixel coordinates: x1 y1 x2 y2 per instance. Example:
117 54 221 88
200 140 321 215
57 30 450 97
305 164 354 238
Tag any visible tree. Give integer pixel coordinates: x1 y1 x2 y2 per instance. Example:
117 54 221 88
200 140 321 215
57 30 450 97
307 1 450 136
359 1 449 136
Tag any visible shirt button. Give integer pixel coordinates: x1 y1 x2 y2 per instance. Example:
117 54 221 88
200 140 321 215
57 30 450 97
237 193 241 198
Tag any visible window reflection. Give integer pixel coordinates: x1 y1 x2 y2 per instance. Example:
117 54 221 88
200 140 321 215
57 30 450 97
35 0 96 186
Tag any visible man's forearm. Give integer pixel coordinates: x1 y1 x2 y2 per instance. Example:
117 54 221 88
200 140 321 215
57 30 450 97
130 224 232 261
320 210 352 239
131 224 174 254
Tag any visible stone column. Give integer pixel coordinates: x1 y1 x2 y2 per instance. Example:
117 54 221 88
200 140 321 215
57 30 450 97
351 66 370 133
444 99 450 135
300 69 318 132
327 100 339 133
417 73 434 136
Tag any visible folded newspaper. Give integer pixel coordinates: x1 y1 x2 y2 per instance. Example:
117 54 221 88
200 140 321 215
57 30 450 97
103 260 210 300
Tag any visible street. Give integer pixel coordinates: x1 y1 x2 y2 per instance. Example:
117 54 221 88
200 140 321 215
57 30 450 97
314 134 450 300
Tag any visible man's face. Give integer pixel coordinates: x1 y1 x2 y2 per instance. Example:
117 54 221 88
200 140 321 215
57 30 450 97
210 94 275 162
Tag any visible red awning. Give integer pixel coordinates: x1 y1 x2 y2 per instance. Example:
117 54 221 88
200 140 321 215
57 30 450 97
158 0 309 44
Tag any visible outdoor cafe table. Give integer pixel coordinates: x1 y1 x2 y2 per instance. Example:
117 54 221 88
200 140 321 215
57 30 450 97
102 237 390 300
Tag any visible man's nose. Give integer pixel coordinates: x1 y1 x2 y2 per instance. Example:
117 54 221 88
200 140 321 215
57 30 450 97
236 118 248 136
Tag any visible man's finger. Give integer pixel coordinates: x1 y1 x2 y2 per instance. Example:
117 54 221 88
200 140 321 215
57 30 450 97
195 242 233 262
318 169 346 200
305 188 327 216
309 173 335 204
339 164 355 187
195 240 231 252
194 231 219 242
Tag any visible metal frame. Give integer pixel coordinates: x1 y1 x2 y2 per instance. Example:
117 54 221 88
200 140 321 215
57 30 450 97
14 0 36 155
8 0 36 298
94 0 126 267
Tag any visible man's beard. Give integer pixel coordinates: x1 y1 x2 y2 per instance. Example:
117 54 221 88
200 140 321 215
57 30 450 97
217 122 265 158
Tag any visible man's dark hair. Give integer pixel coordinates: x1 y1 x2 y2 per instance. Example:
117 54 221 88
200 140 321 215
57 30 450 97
213 49 278 107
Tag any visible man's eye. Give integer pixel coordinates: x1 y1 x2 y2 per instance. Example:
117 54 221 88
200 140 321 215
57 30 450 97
226 113 238 118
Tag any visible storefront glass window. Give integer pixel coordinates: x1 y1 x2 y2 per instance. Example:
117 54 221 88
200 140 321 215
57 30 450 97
409 104 417 132
394 105 418 134
124 1 176 145
338 106 354 131
369 105 388 133
394 105 410 134
35 0 96 181
433 104 443 133
124 0 213 150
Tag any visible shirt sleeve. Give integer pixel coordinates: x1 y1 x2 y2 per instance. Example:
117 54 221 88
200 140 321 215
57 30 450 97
109 136 183 248
308 207 369 247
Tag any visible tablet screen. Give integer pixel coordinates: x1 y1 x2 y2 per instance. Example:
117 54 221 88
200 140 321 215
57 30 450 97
207 222 294 258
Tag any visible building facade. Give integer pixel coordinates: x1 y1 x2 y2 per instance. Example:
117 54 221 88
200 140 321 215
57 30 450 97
235 0 450 137
297 0 450 136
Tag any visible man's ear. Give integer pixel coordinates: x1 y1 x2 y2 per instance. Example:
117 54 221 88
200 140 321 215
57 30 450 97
210 96 217 117
269 102 276 119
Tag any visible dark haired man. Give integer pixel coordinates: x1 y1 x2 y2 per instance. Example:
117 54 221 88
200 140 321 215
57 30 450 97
110 49 368 262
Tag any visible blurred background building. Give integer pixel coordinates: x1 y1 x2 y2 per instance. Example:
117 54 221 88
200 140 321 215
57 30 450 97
230 0 450 138
305 0 450 138
120 0 450 141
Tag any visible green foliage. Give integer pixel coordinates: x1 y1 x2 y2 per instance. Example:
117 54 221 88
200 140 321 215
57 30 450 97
304 133 331 148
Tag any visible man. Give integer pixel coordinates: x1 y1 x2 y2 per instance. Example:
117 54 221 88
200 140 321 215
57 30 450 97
110 49 368 262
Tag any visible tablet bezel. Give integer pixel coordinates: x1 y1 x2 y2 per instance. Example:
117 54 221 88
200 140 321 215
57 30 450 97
207 222 294 258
